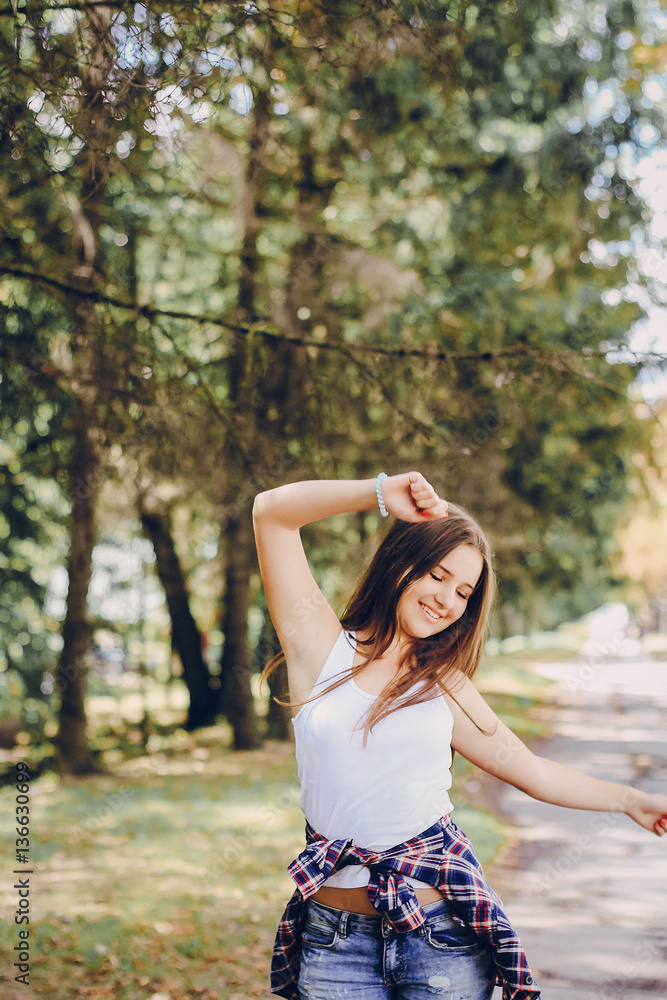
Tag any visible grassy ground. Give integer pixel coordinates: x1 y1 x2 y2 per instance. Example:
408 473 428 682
0 652 555 1000
1 740 301 1000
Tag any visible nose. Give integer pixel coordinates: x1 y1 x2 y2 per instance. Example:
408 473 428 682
433 584 455 612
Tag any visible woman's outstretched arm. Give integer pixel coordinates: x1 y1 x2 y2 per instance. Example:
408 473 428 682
445 674 667 837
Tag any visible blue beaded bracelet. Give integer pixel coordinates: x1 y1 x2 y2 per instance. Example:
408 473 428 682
375 472 389 517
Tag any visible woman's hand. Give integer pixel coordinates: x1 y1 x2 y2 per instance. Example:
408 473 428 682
382 472 449 522
625 792 667 836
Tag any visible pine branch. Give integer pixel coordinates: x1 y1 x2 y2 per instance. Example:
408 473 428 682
1 263 666 371
0 1 248 15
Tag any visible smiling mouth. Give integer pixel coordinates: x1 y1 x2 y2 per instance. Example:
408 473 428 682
419 602 442 622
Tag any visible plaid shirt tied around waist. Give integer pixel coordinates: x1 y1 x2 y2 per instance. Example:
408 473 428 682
271 814 540 1000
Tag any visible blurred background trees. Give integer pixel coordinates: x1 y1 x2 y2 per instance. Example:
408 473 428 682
1 0 665 773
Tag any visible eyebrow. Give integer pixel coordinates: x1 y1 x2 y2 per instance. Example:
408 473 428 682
435 563 476 593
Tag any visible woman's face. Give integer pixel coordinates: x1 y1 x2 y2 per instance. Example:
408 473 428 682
395 543 484 640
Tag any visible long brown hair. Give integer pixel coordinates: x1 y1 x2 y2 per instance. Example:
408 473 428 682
261 502 496 742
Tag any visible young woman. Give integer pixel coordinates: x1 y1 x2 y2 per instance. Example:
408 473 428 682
253 471 667 1000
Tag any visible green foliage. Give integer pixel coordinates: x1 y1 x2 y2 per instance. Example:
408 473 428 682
0 0 665 692
0 290 69 670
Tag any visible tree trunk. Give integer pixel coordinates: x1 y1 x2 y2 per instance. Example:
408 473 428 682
140 508 218 730
55 393 107 775
55 8 114 776
216 79 274 749
256 605 292 741
219 504 263 749
267 659 293 742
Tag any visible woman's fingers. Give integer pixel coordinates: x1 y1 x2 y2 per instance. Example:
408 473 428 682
408 473 448 518
408 475 440 505
653 813 667 835
383 472 449 521
628 794 667 835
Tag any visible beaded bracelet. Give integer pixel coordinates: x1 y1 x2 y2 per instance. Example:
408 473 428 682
375 472 389 517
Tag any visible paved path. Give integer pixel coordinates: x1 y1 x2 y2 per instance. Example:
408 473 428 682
483 654 667 1000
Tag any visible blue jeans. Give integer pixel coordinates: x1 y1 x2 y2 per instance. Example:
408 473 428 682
298 897 497 999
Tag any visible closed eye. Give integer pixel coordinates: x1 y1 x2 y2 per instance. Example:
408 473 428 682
430 572 470 600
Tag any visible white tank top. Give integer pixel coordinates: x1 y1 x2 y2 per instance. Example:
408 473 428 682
292 629 455 888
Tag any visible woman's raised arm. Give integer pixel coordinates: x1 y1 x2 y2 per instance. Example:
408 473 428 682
253 479 377 704
252 473 448 705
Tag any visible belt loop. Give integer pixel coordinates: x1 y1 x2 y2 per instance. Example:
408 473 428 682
338 910 349 939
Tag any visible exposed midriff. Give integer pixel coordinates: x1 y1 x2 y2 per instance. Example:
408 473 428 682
311 883 445 915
